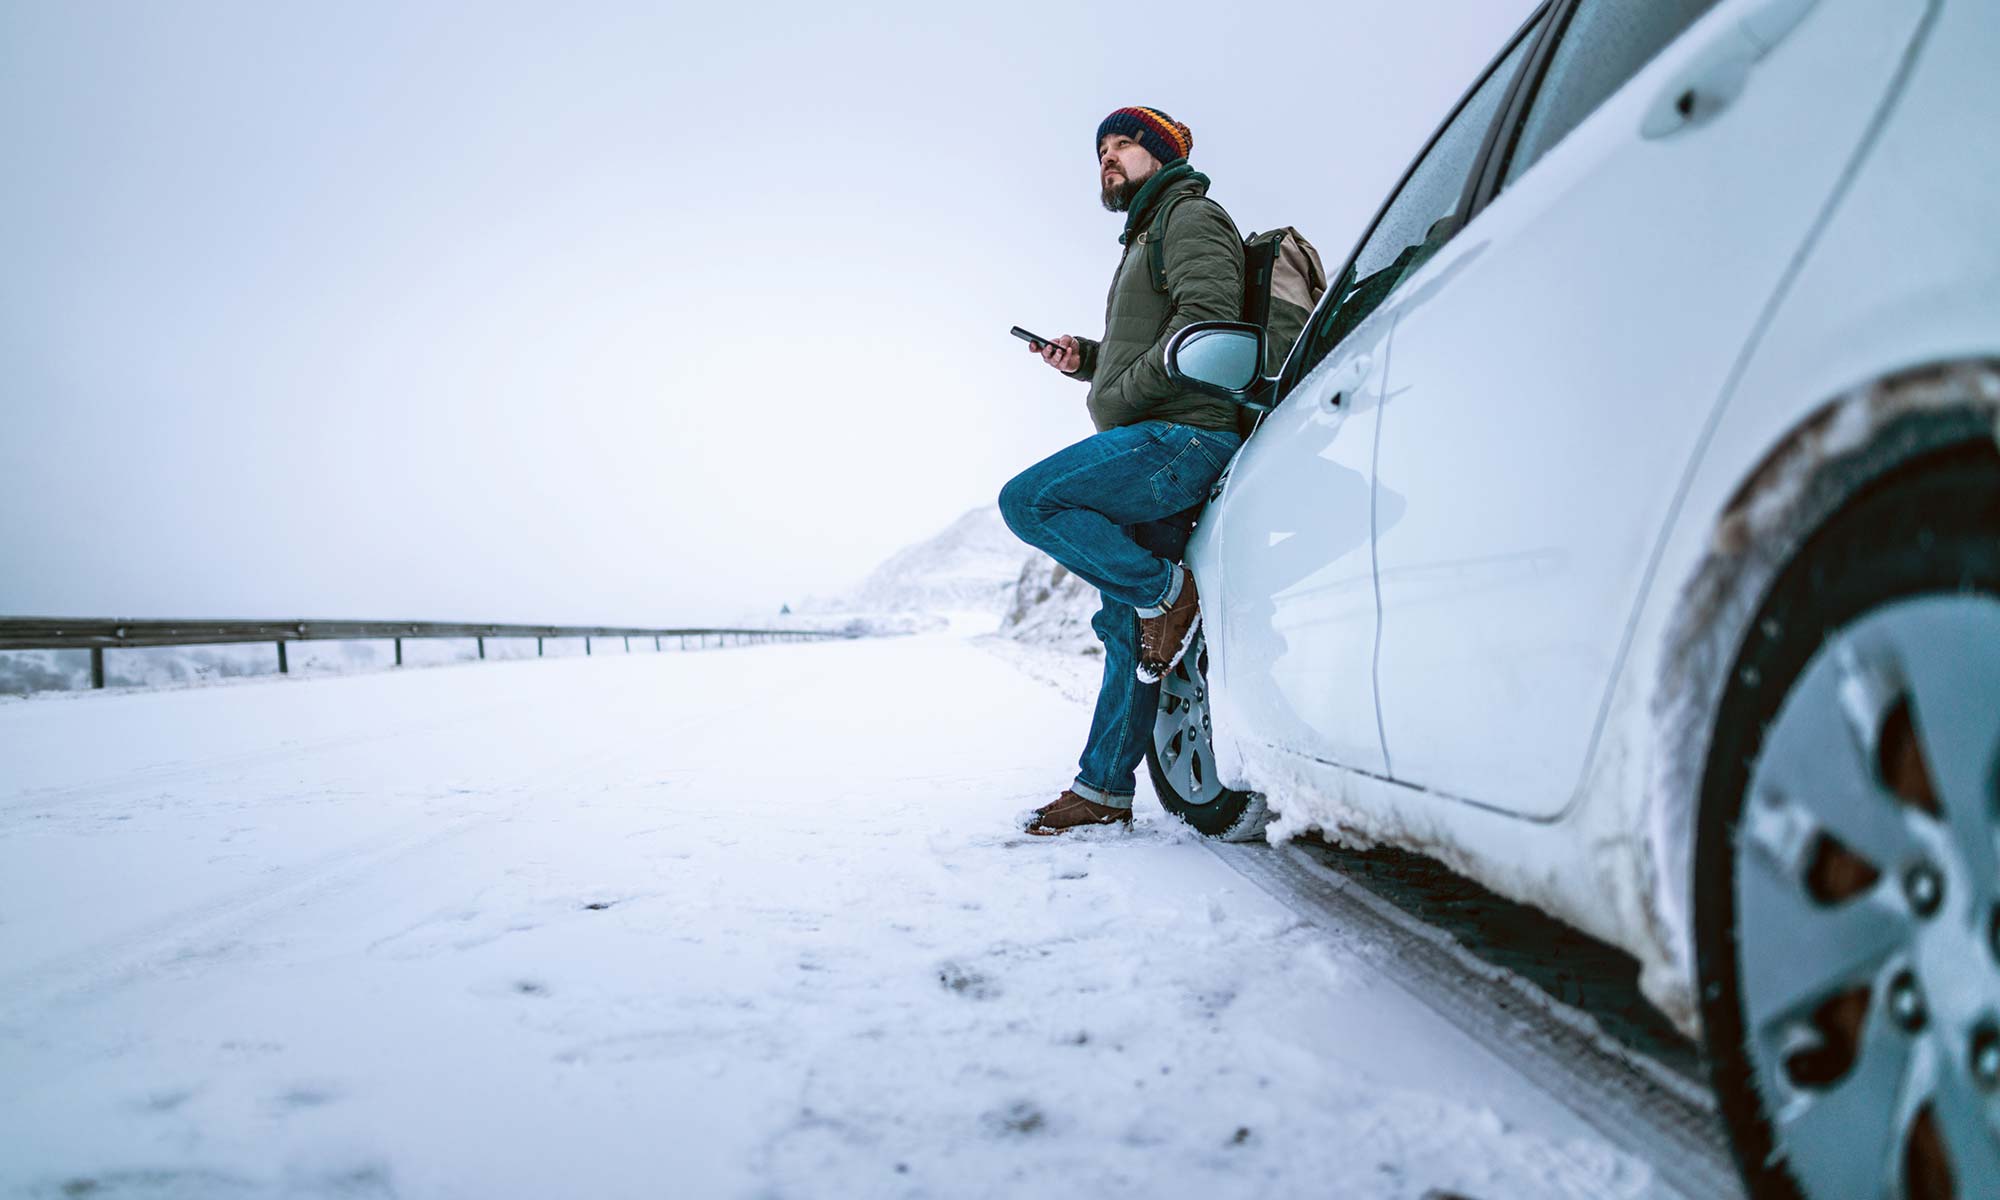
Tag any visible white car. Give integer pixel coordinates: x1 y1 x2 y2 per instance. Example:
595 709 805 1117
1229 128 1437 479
1149 1 2000 1196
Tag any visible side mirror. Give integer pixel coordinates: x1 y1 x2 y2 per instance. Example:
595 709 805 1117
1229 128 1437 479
1164 322 1275 410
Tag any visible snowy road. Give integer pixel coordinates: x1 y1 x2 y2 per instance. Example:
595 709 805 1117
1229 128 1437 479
4 633 1667 1199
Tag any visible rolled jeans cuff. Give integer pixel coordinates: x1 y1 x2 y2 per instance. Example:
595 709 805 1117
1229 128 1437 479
1069 779 1134 809
1132 561 1184 620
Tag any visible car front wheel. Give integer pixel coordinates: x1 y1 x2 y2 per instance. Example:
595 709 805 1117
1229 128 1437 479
1696 446 2000 1200
1146 630 1268 841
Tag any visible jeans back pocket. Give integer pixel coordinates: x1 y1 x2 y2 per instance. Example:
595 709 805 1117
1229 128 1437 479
1148 432 1231 510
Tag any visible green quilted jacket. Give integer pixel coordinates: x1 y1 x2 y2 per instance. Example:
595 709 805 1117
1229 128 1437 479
1070 162 1245 433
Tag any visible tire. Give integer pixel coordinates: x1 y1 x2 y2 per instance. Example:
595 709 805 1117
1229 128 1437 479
1694 443 2000 1200
1146 629 1269 841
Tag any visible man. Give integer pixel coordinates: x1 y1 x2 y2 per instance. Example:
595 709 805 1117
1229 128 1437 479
998 106 1246 836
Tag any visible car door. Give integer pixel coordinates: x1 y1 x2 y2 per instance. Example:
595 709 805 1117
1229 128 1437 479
1206 15 1546 778
1369 0 1935 816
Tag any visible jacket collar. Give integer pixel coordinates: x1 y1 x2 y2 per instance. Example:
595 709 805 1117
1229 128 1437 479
1119 159 1206 245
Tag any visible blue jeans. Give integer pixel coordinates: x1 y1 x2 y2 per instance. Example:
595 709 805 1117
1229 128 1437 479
999 421 1240 808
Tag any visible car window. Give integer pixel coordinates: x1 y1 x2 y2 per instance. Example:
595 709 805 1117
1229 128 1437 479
1291 22 1540 382
1501 0 1719 185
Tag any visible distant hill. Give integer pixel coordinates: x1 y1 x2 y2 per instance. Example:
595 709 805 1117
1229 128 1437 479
998 555 1101 655
826 506 1031 617
800 503 1108 653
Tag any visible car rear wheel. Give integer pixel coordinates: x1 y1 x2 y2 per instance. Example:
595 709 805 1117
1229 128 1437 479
1146 630 1268 841
1696 446 2000 1200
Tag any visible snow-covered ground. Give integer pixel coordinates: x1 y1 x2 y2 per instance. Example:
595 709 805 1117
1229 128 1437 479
0 632 1659 1199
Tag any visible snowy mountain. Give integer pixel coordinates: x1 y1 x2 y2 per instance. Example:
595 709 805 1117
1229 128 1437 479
816 504 1105 654
822 506 1030 617
808 501 1102 653
997 555 1102 655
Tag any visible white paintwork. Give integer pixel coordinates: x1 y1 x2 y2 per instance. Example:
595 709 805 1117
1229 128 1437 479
1203 321 1393 778
1370 0 1930 817
1190 0 1994 1028
1616 0 1997 999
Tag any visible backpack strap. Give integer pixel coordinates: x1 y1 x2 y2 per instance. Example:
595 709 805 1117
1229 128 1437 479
1144 191 1215 295
1241 229 1288 332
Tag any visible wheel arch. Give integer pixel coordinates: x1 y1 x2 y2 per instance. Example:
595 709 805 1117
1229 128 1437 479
1642 357 2000 1038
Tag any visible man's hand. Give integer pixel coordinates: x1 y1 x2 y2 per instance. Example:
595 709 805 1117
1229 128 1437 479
1032 334 1082 374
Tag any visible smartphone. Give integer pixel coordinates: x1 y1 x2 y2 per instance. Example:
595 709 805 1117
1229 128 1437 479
1010 326 1061 351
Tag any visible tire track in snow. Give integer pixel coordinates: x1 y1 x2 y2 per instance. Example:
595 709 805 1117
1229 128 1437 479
0 696 517 815
0 750 607 1019
0 646 843 1022
1207 840 1742 1200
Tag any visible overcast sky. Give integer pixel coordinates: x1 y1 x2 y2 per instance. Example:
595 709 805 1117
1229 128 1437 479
1 0 1538 625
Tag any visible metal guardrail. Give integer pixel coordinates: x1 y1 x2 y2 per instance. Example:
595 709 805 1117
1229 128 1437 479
0 618 849 689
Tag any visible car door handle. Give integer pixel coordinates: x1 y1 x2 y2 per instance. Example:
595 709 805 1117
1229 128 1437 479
1319 353 1373 412
1739 0 1816 55
1641 0 1816 139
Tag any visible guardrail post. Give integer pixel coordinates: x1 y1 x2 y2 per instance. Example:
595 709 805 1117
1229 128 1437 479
623 636 630 653
653 635 660 652
585 637 592 656
537 637 543 657
477 636 485 660
90 647 105 689
394 637 403 666
277 641 289 675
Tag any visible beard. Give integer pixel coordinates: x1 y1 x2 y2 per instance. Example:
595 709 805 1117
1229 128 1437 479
1100 170 1148 213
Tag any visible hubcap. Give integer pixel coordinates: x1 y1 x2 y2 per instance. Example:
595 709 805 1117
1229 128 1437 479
1153 631 1224 806
1735 596 2000 1198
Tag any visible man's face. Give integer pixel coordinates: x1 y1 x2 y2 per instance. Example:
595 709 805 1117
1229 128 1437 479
1099 135 1161 213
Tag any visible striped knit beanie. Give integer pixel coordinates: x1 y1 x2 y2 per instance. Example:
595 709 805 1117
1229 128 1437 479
1095 106 1193 165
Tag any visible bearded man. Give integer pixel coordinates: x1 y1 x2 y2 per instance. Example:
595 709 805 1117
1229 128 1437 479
999 106 1246 836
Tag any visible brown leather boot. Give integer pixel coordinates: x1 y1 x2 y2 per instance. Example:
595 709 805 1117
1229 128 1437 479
1025 790 1133 835
1136 571 1200 683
